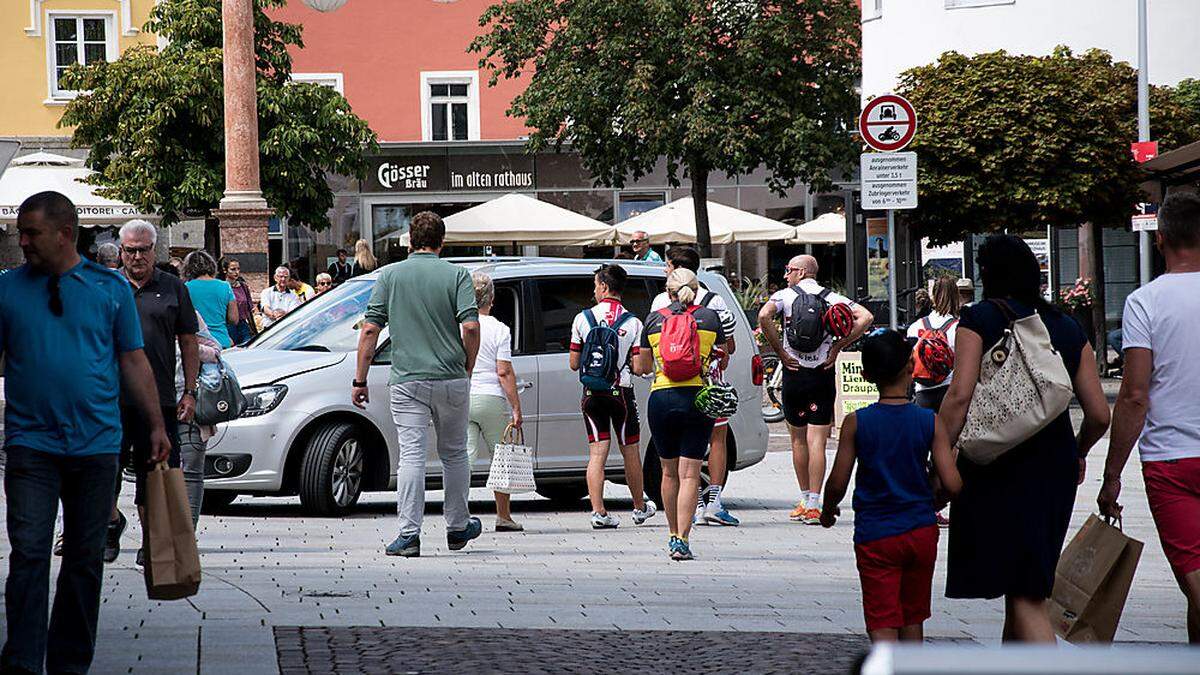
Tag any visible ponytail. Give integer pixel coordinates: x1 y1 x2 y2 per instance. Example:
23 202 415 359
666 268 700 306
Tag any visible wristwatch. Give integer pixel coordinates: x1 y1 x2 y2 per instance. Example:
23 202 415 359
184 388 198 398
352 379 368 388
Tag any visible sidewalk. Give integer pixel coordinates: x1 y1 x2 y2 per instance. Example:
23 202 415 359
0 434 1190 673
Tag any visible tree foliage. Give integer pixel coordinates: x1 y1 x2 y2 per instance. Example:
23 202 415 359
470 0 861 253
59 0 377 230
897 47 1200 245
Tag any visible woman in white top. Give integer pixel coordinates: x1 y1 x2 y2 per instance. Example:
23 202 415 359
906 276 961 412
466 272 525 532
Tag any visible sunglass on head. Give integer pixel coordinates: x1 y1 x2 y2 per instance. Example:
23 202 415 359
48 275 63 317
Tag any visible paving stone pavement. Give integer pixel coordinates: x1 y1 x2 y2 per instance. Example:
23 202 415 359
0 420 1192 673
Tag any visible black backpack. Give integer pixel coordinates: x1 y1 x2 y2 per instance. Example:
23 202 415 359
785 286 832 354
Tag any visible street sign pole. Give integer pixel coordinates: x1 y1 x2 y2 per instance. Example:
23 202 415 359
1137 0 1152 285
887 209 898 328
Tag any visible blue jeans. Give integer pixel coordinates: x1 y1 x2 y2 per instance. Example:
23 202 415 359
228 320 254 346
2 447 119 674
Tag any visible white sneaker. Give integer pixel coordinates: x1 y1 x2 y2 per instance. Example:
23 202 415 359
633 500 658 525
591 512 620 529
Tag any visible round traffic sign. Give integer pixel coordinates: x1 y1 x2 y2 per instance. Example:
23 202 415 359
859 94 917 152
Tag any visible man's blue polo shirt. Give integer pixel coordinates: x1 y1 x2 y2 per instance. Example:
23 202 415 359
0 259 143 456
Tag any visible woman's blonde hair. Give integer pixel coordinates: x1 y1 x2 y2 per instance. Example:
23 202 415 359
354 238 377 271
932 276 962 317
666 268 699 305
472 271 495 309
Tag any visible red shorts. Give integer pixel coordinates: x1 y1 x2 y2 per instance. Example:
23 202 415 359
1143 457 1200 578
854 525 939 632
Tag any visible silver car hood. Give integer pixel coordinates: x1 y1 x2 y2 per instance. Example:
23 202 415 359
222 349 347 387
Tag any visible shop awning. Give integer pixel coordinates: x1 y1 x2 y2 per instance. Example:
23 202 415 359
394 193 616 246
1140 139 1200 201
615 197 795 244
0 152 155 228
787 211 847 245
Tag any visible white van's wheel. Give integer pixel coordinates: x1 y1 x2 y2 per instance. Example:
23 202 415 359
299 422 365 516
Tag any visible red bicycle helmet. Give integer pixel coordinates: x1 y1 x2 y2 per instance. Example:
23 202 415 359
823 303 855 339
915 334 954 384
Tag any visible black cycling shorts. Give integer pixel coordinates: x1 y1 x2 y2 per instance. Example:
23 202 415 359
781 366 836 427
648 387 715 461
581 387 640 447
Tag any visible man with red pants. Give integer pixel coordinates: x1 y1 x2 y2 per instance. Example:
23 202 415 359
1101 191 1200 643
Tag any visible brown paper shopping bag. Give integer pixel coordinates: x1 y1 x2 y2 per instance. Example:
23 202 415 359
142 463 202 600
1049 514 1143 643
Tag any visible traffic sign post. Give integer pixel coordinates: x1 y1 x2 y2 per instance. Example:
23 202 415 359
859 95 919 329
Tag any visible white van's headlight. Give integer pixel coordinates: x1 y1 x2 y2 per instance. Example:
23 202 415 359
241 384 288 417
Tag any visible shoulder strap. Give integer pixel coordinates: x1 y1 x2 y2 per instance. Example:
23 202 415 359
612 311 634 330
583 309 599 329
657 307 674 320
922 316 933 332
989 298 1019 324
818 288 832 300
938 316 958 332
699 292 715 308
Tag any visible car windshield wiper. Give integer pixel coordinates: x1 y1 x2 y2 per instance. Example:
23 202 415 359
291 344 331 352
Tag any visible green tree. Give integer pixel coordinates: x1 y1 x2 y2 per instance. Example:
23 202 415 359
59 0 377 251
470 0 861 255
896 47 1199 245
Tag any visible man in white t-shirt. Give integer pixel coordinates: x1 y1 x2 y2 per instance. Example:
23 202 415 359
650 247 740 526
1101 192 1200 641
569 264 657 530
758 255 873 525
259 266 301 327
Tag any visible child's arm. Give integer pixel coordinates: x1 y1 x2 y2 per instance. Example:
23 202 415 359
821 413 858 528
931 415 962 501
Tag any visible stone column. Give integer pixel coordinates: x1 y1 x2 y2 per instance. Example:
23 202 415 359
213 0 272 293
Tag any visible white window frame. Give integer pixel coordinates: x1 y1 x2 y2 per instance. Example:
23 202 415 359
862 0 882 22
945 0 1014 9
45 11 117 102
419 71 480 142
291 72 345 94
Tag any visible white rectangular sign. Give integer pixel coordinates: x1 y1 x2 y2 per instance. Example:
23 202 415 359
861 152 917 210
1132 214 1158 231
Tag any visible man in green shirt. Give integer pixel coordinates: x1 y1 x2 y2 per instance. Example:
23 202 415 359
353 212 481 558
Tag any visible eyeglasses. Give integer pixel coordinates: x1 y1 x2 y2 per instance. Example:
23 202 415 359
630 238 648 244
48 274 63 317
316 281 332 287
121 245 153 257
784 266 802 273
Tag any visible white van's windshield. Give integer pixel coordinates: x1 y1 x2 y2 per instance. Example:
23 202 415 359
249 279 375 352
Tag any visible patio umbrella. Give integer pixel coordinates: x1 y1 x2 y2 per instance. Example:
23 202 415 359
614 197 795 244
394 193 615 246
0 152 155 228
787 211 846 245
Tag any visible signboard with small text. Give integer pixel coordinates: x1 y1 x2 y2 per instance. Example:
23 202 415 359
834 352 878 430
1132 203 1159 231
861 151 918 210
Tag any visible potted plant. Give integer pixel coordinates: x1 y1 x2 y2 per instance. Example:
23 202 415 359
1058 278 1096 337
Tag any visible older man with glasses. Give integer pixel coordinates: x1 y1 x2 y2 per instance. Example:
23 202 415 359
630 230 663 263
0 192 169 674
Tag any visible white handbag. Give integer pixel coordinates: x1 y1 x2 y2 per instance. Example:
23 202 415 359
957 301 1075 465
485 423 536 494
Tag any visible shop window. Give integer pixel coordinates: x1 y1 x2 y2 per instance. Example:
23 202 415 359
421 71 480 141
618 193 666 221
48 15 114 99
291 72 344 94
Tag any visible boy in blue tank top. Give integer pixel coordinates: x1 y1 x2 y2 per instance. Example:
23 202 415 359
820 330 961 642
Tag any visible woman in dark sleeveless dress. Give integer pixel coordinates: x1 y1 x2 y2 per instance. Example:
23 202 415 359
938 235 1111 642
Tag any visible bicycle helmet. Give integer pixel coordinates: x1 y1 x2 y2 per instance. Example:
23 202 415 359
914 334 954 385
823 303 855 339
694 381 739 419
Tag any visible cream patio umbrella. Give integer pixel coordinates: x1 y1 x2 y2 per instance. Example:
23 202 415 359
394 193 615 246
787 211 847 245
0 152 155 227
614 197 795 244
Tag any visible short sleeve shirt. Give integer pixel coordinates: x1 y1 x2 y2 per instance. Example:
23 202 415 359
768 279 855 368
640 301 726 390
259 286 301 327
125 268 199 408
186 278 236 347
905 310 959 392
470 314 514 399
1121 271 1200 462
0 260 143 456
570 298 644 388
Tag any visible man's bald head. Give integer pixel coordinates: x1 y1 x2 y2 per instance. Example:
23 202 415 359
790 255 819 278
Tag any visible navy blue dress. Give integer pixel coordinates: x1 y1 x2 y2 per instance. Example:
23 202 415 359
946 299 1088 600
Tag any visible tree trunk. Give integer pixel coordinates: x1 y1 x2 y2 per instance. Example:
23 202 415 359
204 215 222 262
689 160 712 258
1077 222 1108 371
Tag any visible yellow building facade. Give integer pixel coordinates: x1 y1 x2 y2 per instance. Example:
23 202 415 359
3 0 157 139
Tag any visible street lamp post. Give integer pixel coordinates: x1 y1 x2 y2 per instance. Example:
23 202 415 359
214 0 273 291
1137 0 1152 286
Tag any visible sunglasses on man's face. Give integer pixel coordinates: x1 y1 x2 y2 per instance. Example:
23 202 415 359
631 238 648 244
785 266 801 273
121 245 153 257
317 281 332 287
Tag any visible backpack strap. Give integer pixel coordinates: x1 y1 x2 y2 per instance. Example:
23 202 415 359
699 292 715 308
922 316 933 332
611 311 635 330
583 308 599 329
818 288 832 300
938 316 958 332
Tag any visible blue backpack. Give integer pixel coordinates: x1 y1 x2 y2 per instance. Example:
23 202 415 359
579 309 635 392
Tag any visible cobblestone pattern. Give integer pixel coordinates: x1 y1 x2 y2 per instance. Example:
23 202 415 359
274 626 874 674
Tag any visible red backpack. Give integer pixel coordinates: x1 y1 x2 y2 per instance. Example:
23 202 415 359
912 316 957 386
657 306 702 381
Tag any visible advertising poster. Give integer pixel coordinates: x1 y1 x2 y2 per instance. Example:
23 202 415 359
865 217 889 299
